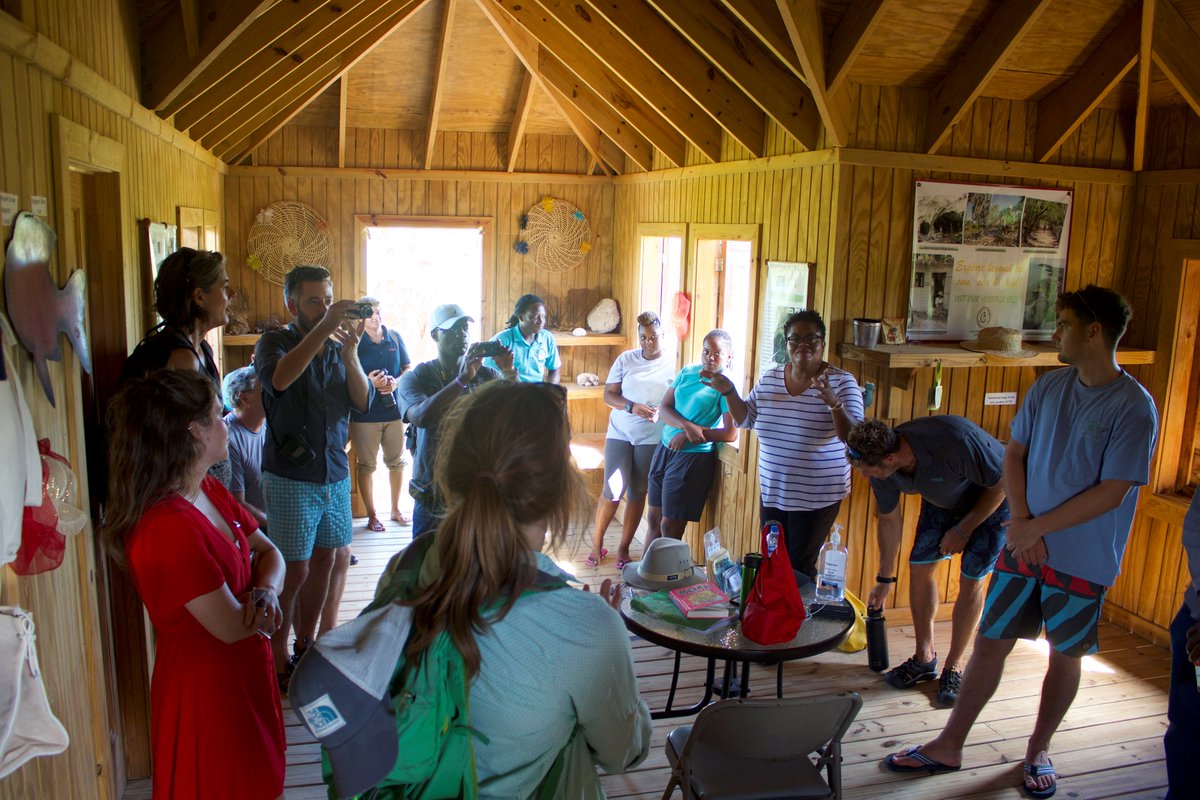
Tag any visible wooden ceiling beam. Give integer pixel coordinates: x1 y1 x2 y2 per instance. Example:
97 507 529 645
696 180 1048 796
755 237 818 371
538 47 655 171
142 0 275 111
923 0 1053 154
337 75 348 168
587 0 767 156
1153 0 1200 124
215 1 431 162
424 0 457 170
506 70 535 172
474 0 614 174
646 0 821 149
598 134 625 173
179 0 201 57
827 0 889 95
1034 4 1139 163
775 0 851 147
716 0 803 79
1134 0 1155 170
177 0 380 136
494 0 686 167
529 0 724 162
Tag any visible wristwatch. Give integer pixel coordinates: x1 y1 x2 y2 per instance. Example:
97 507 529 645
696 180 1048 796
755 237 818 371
624 400 634 413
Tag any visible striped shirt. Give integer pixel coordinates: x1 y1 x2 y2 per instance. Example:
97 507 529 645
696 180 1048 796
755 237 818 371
740 365 864 510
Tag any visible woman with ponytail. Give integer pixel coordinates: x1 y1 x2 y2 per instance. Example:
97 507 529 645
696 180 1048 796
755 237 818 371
482 293 562 383
399 381 650 797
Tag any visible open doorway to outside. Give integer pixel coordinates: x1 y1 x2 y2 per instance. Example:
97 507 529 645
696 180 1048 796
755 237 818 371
354 215 491 521
636 222 685 367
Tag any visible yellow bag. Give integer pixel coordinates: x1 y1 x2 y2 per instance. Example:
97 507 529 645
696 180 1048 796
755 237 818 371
837 588 868 653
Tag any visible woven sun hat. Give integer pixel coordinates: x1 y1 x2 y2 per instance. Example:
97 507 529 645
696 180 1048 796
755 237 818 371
958 326 1037 358
621 538 706 591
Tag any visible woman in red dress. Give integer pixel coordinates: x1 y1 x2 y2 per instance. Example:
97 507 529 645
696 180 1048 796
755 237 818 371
103 369 287 799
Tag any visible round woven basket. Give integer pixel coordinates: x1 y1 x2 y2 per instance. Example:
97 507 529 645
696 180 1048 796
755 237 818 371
246 202 333 285
521 197 591 273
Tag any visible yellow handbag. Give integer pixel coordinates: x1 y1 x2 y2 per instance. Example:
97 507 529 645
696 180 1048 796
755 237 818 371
837 588 868 653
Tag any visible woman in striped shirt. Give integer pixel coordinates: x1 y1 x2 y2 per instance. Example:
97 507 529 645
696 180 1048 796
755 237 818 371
704 310 863 577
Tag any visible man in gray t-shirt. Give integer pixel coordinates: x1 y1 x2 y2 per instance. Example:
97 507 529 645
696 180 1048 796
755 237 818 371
847 416 1009 706
223 366 267 532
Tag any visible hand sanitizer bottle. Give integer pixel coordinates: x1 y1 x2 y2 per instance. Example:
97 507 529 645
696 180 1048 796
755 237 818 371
815 523 848 602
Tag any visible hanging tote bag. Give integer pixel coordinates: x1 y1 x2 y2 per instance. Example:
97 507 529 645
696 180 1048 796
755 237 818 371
741 521 806 644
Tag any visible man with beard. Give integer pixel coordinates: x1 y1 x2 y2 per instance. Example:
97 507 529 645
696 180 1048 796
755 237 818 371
254 265 372 691
398 304 512 537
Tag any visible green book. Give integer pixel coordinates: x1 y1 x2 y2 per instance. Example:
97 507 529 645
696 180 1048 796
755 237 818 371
631 590 735 631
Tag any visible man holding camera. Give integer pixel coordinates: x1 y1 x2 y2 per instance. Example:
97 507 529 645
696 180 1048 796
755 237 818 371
349 295 412 531
254 265 373 690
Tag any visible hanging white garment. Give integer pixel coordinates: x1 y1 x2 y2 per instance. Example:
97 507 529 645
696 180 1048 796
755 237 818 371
0 606 69 778
0 328 42 566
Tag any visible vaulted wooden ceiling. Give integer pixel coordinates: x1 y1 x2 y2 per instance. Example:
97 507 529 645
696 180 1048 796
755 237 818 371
135 0 1200 172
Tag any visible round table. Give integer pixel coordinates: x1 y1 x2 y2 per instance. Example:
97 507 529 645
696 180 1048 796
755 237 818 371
620 590 854 718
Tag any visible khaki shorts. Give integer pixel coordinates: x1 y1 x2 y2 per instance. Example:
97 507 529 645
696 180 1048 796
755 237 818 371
350 419 409 473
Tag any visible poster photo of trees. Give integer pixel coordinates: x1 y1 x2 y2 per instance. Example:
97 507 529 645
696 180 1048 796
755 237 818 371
964 192 1025 247
1021 198 1068 248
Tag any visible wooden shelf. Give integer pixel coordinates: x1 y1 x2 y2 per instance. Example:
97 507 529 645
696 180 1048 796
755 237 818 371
563 381 605 399
224 333 262 346
553 332 627 347
838 342 1156 369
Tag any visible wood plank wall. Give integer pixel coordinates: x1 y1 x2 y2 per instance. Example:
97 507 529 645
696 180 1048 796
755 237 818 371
0 5 225 798
230 125 619 437
613 87 1154 630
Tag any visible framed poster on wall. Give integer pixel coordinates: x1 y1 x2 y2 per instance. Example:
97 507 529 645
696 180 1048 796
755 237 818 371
757 260 811 378
908 180 1072 341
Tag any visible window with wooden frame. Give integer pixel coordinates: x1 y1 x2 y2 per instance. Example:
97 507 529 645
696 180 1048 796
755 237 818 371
636 222 685 361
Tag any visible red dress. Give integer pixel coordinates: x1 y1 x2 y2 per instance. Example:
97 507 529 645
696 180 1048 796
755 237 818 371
127 475 286 799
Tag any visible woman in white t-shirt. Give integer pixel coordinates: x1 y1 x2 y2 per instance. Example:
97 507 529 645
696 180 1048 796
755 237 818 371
586 312 676 569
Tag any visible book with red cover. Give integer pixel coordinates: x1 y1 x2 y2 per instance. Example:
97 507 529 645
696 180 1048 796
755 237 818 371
669 581 733 618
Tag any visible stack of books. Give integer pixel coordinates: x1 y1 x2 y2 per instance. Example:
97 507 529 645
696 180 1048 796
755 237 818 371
631 581 736 631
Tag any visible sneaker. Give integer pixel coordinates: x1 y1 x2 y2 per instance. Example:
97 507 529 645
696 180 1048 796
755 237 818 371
884 655 939 689
937 667 962 705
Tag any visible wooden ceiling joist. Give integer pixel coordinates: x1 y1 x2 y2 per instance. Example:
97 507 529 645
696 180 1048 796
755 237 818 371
142 0 275 111
717 0 804 79
647 0 821 149
179 0 201 57
178 0 380 138
923 0 1053 154
775 0 851 147
587 0 767 157
506 70 535 172
337 75 349 168
495 0 686 167
1152 0 1200 122
216 1 432 163
1033 4 1140 163
424 0 458 170
1134 0 1155 170
474 0 615 173
826 0 888 95
157 0 333 118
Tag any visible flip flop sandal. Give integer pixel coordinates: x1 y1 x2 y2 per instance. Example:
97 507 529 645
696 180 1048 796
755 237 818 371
585 548 608 567
392 512 412 525
1021 760 1057 799
615 556 631 569
367 517 386 532
883 747 962 775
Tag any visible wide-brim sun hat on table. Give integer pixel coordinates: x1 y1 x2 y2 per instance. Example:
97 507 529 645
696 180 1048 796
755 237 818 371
621 538 706 591
958 325 1038 359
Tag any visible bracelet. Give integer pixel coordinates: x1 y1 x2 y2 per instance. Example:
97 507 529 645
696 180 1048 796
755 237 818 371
721 388 734 396
454 375 467 389
875 575 897 584
950 524 968 539
828 400 844 412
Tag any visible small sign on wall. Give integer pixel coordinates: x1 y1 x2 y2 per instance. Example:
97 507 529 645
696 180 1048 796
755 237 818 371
0 193 16 226
984 391 1017 406
30 196 48 218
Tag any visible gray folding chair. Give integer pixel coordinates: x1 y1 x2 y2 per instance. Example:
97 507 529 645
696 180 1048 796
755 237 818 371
661 692 863 800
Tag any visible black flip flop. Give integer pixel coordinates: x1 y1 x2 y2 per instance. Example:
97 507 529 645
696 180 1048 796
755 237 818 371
884 747 962 775
1022 760 1057 798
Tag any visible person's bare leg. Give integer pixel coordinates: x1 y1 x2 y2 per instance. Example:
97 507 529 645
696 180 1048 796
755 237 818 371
591 496 620 559
947 576 987 672
296 546 335 644
389 465 410 524
318 545 352 636
644 506 663 546
1022 649 1081 794
358 465 379 527
660 516 687 540
888 634 1017 768
272 559 309 671
618 495 647 561
909 562 940 663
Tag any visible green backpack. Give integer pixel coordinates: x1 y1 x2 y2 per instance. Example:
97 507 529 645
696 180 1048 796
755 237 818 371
323 536 569 800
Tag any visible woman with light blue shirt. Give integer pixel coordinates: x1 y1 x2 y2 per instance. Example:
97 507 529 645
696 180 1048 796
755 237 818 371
587 312 675 569
483 294 561 383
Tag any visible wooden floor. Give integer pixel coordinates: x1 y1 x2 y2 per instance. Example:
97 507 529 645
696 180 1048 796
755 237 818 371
128 516 1173 800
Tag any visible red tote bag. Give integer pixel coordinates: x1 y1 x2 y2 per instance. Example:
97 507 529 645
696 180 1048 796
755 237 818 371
741 521 806 644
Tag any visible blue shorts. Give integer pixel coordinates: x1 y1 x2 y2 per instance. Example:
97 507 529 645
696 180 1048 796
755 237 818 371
909 499 1009 580
263 472 353 561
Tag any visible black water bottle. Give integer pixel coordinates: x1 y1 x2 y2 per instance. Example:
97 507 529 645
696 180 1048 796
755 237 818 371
866 607 889 672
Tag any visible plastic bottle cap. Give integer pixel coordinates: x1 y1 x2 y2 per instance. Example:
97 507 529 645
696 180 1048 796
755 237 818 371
829 528 841 545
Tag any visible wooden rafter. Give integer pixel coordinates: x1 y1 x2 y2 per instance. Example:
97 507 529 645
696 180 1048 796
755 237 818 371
179 0 201 57
1134 0 1155 170
530 0 724 162
716 0 803 79
424 0 457 170
587 0 767 156
1153 0 1200 123
1034 4 1140 163
495 0 686 167
827 0 889 95
177 0 378 137
645 0 821 149
473 0 614 174
216 1 432 163
338 75 348 168
775 0 851 147
142 0 275 111
506 70 535 172
924 0 1053 154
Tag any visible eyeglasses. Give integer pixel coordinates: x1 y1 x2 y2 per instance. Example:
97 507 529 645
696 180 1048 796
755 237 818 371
786 334 825 347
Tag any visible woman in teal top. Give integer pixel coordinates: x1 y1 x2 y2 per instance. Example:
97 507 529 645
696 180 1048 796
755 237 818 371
484 294 561 383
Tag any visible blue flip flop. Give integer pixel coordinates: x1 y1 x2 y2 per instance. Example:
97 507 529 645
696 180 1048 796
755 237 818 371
1022 760 1057 798
884 747 962 775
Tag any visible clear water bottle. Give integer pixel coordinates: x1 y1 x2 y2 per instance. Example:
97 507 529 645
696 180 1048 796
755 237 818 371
815 523 848 602
765 522 781 556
